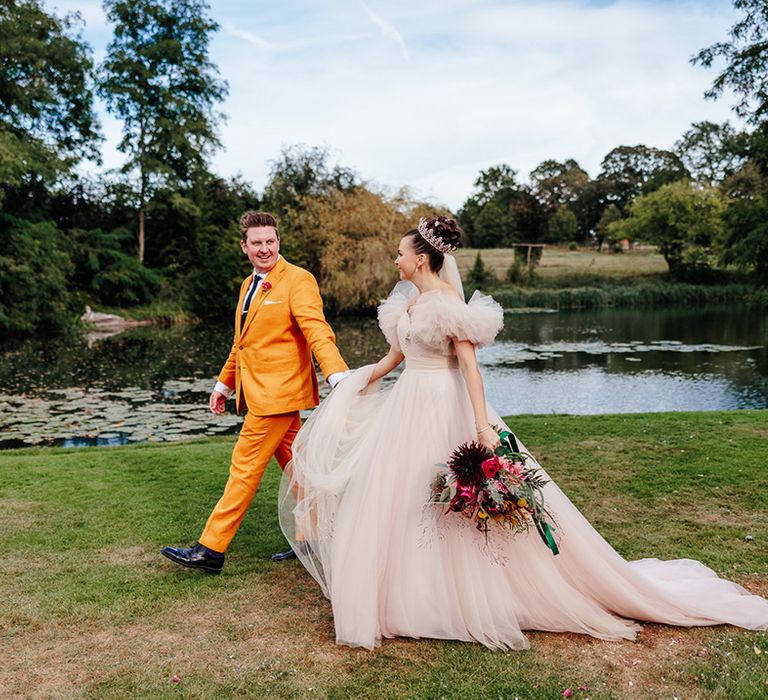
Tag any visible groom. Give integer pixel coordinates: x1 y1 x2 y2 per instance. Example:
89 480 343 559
161 211 349 573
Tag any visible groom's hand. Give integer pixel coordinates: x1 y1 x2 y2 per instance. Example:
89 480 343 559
209 390 228 415
327 370 353 388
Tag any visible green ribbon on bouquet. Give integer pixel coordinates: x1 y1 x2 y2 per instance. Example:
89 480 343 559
536 520 560 556
497 430 521 455
498 430 560 556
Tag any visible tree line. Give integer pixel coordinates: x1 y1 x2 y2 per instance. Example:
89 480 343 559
459 123 767 281
1 0 767 336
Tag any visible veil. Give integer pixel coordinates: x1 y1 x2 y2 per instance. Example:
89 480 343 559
439 253 465 301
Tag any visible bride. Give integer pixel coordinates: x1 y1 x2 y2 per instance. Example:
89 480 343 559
278 216 768 651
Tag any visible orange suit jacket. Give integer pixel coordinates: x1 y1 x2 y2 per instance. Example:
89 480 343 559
218 256 348 416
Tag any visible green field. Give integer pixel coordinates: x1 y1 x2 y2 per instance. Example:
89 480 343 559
1 411 767 698
454 246 669 281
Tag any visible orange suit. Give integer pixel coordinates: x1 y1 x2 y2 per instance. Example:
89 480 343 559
199 256 348 552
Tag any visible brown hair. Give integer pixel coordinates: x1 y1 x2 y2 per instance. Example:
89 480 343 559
239 211 278 240
404 216 463 273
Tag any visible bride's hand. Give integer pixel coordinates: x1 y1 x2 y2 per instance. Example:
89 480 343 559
477 425 501 451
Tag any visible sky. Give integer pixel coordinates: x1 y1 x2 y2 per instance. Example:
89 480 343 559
53 0 741 210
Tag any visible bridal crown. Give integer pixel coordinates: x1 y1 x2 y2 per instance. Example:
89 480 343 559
418 217 456 254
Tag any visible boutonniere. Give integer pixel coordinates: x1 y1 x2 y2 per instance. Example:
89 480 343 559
261 281 272 294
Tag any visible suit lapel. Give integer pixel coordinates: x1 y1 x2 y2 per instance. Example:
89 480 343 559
241 257 288 335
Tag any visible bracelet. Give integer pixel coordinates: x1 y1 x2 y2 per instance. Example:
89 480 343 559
477 424 492 434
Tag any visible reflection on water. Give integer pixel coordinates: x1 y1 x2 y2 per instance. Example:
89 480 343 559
0 305 765 448
481 306 768 415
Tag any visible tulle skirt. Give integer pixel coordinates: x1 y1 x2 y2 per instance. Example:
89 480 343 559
279 365 768 650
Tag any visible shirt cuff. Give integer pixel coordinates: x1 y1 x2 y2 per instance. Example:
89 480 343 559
213 380 234 397
327 370 351 388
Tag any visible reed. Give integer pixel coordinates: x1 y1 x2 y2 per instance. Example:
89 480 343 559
487 282 761 310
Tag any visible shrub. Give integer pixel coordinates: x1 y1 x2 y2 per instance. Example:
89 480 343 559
467 252 495 290
0 215 77 335
490 282 754 310
66 228 163 306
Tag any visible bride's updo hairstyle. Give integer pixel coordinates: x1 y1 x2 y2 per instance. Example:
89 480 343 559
405 216 463 273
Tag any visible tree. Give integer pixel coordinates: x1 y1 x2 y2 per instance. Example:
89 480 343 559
719 162 768 279
182 175 259 318
462 198 514 248
597 145 689 214
529 159 590 210
608 181 723 278
547 206 578 243
301 186 415 311
459 166 549 246
693 0 768 124
470 165 520 205
595 204 622 251
529 158 592 240
99 0 228 262
674 121 746 185
0 0 100 208
261 144 358 274
458 165 521 247
509 186 548 243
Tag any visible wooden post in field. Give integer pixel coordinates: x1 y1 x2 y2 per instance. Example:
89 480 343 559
511 243 545 271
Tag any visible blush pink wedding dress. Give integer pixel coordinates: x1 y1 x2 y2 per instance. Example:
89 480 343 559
279 286 768 650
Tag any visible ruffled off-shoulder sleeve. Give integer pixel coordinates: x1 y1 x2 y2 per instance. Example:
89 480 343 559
411 290 504 349
377 282 417 351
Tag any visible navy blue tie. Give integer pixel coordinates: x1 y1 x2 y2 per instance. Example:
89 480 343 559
240 274 261 328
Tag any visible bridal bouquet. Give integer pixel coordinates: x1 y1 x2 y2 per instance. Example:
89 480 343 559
430 430 560 555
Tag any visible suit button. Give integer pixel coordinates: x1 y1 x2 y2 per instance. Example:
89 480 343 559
238 345 244 350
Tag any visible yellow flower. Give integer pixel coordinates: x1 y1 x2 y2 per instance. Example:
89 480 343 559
517 498 527 508
477 511 489 520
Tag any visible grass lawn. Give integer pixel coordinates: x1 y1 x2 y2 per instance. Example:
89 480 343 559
1 411 767 699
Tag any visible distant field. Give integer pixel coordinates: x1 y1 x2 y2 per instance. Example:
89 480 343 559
454 246 668 279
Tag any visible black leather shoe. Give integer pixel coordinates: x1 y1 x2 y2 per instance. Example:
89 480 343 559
270 547 297 561
271 541 309 561
160 543 225 574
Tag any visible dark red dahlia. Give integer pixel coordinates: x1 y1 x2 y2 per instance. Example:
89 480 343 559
447 441 491 487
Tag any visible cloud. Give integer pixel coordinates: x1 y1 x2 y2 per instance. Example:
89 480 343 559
60 0 743 210
221 23 275 50
360 1 410 61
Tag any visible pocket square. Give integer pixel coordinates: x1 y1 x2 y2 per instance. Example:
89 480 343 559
264 300 283 305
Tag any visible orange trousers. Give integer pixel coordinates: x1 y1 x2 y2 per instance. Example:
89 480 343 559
199 411 301 553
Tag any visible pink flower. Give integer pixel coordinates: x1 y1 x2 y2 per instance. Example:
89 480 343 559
562 689 572 698
503 459 525 478
481 456 502 479
172 675 181 684
492 479 509 494
457 485 476 503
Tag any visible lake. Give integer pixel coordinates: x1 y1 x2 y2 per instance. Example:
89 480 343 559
0 305 765 449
